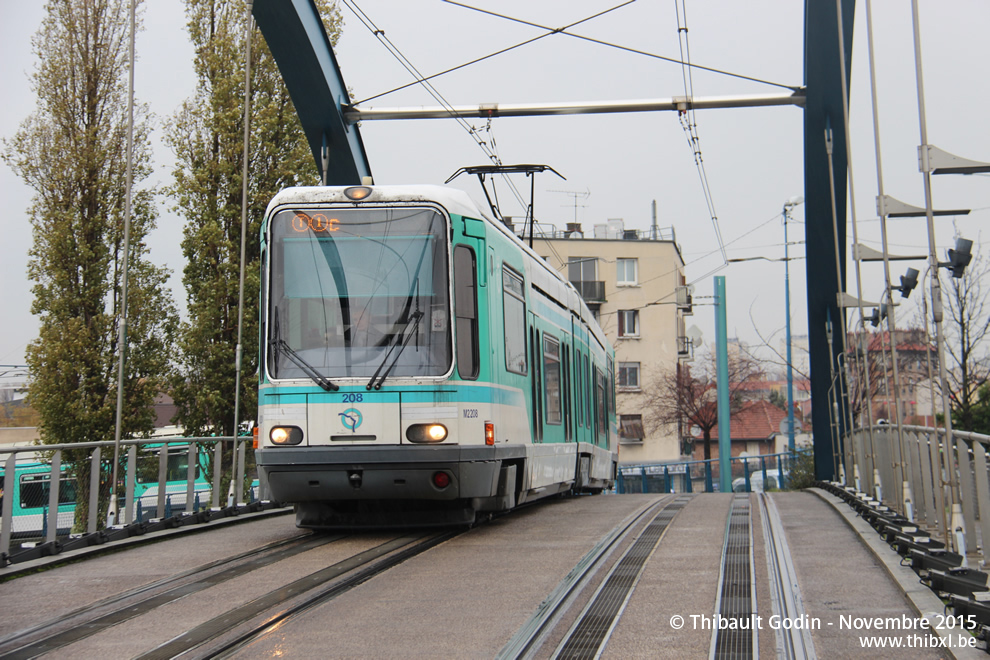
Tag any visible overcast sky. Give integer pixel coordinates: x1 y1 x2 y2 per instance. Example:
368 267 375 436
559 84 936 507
1 1 988 373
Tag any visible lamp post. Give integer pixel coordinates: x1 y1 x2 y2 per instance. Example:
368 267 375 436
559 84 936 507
783 196 804 452
726 243 805 453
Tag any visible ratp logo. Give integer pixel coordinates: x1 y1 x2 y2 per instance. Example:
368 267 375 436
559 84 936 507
339 408 363 432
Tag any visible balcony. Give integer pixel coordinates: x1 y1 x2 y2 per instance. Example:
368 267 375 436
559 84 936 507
570 280 606 303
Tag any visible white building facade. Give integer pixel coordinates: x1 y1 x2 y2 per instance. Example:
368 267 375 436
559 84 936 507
532 219 689 464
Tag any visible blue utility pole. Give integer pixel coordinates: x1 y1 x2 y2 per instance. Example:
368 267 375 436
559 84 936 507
785 217 796 453
783 199 803 452
715 276 731 493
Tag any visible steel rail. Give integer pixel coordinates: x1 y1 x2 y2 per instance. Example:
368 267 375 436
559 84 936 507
145 531 458 660
496 495 680 660
759 494 817 660
0 533 333 659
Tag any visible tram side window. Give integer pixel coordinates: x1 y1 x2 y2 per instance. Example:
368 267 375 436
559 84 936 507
137 451 202 484
607 356 616 417
596 368 607 439
543 334 562 425
575 349 583 427
585 354 592 430
19 473 77 510
453 246 479 380
503 267 527 375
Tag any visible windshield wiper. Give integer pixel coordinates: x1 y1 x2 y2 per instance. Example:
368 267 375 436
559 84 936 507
273 338 339 392
366 310 424 390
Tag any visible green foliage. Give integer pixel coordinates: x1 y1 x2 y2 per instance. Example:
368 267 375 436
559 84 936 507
167 1 342 494
783 449 816 490
768 389 788 412
2 0 178 530
954 383 990 436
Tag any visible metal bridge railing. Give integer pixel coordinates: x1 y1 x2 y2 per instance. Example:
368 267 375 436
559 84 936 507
842 423 990 565
0 436 270 567
617 450 809 495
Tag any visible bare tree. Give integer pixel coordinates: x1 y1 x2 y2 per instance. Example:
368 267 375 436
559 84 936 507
942 241 990 431
643 347 763 461
747 304 810 381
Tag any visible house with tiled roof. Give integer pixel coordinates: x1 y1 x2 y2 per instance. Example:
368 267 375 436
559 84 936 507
689 400 790 461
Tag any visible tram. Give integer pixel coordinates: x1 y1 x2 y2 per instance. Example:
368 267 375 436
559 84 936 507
255 184 618 527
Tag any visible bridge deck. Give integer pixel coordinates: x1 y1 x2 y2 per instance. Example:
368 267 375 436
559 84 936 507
0 490 978 658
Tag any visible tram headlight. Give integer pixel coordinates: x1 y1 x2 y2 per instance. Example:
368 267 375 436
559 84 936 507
406 423 448 444
269 426 303 446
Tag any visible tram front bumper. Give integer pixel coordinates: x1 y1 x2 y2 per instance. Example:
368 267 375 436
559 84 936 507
258 445 522 503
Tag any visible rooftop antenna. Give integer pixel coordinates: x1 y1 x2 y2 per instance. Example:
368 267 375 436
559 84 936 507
548 187 590 223
447 164 565 248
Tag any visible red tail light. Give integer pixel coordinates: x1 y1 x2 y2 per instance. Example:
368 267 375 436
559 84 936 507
433 471 451 489
485 421 495 446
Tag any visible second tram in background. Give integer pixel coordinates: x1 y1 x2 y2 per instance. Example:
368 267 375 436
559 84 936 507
256 184 617 527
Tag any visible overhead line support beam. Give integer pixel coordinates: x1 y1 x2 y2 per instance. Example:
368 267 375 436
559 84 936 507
343 91 805 122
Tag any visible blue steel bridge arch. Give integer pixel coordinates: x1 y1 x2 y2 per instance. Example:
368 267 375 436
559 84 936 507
252 0 855 480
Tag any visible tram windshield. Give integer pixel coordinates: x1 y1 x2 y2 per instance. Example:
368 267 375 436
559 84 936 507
267 206 452 381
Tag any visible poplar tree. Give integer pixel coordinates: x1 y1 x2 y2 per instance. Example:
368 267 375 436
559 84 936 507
167 1 342 491
3 0 177 530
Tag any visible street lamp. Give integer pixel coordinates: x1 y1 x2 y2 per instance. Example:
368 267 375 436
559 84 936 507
783 196 804 453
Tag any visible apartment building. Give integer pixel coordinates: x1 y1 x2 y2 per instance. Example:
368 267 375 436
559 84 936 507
531 218 689 464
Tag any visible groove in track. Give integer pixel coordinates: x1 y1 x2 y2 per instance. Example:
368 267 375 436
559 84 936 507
140 530 457 660
759 493 816 660
552 494 692 660
0 532 339 660
710 494 757 660
495 495 681 660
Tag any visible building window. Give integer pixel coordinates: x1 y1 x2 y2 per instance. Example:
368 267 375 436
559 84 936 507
617 258 638 285
618 309 639 337
619 414 645 442
618 362 640 390
568 256 605 303
568 256 597 282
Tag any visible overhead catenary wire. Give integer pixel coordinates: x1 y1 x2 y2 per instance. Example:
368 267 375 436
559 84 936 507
353 0 639 106
432 1 798 97
342 0 539 224
674 0 727 269
343 0 604 271
341 0 501 167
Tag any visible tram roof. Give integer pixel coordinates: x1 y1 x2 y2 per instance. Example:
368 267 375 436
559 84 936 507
265 184 491 223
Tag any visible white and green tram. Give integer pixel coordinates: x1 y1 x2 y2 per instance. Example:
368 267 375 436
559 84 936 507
256 184 617 527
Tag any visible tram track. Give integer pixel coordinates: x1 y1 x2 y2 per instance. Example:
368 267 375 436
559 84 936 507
0 526 460 660
0 494 826 658
710 494 757 659
147 530 458 659
0 532 333 660
496 494 690 659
